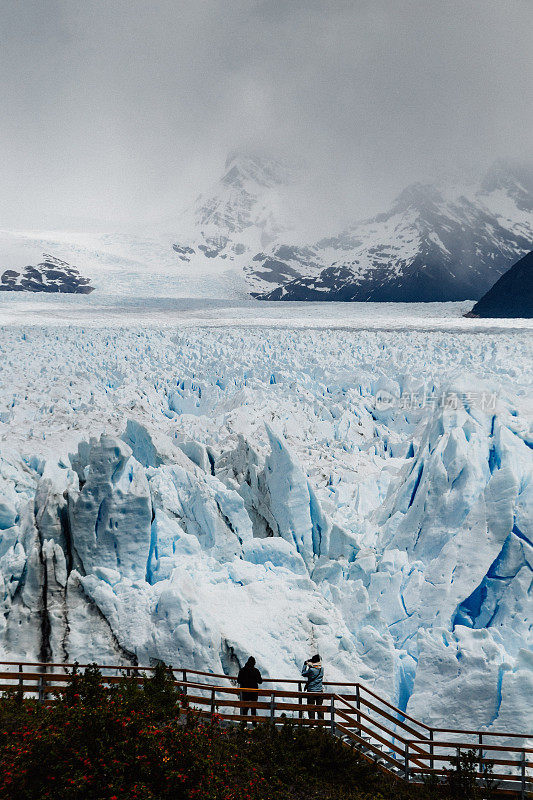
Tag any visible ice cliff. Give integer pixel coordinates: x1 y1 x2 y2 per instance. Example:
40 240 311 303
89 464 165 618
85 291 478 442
0 325 531 740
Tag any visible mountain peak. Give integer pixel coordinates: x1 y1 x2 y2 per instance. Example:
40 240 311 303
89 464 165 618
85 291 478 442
221 152 294 190
479 159 533 212
172 152 532 303
391 182 445 211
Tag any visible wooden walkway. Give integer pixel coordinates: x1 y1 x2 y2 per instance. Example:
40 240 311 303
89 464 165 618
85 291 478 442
0 660 531 798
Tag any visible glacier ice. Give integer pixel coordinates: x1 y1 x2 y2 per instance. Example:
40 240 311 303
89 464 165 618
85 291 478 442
0 322 531 740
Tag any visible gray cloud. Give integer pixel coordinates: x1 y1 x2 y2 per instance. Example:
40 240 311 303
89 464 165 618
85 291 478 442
1 0 532 229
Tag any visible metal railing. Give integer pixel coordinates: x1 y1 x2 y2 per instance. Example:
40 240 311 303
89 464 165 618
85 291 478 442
0 661 530 798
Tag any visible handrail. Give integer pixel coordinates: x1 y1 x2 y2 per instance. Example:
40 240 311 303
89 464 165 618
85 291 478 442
0 661 365 686
333 695 433 762
333 693 359 713
335 696 411 746
355 682 432 732
0 661 234 679
0 660 531 799
0 660 299 684
431 727 533 739
1 661 530 739
334 699 431 760
409 740 533 753
356 694 432 742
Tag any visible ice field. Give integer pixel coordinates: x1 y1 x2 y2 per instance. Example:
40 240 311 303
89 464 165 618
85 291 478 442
0 302 531 740
1 292 533 332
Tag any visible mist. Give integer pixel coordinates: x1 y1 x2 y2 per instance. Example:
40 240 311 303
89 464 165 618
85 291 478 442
1 0 532 231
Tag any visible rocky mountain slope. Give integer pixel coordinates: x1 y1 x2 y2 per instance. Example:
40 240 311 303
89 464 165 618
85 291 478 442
0 254 94 294
252 163 533 302
466 250 533 318
168 155 533 302
172 152 296 269
0 158 531 303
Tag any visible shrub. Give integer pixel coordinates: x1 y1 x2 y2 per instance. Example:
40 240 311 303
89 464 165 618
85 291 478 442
443 748 499 800
64 662 105 707
0 665 457 799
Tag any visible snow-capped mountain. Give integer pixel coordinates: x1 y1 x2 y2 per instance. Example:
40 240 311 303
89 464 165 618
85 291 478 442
0 154 298 302
166 155 532 302
479 159 533 214
0 157 531 303
252 163 533 302
0 254 94 294
172 152 296 267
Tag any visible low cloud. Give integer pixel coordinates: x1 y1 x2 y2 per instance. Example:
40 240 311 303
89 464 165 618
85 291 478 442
0 0 531 229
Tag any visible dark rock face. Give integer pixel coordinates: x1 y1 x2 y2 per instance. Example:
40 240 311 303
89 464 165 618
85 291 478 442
0 255 94 294
252 258 303 286
172 244 195 262
255 181 533 302
466 251 533 318
254 266 356 300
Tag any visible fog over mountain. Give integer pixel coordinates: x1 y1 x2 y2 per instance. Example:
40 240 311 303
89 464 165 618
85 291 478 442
0 153 531 303
1 1 532 232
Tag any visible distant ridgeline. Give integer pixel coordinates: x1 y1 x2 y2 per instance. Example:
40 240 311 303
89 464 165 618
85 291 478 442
0 254 94 294
466 250 533 319
170 154 533 302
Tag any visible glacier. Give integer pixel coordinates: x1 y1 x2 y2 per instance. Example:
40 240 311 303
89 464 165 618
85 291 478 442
0 317 531 741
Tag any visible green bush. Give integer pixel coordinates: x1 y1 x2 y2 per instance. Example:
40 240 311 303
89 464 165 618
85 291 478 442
64 662 106 707
443 748 499 800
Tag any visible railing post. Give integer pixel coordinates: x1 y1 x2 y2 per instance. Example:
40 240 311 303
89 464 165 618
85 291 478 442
182 669 187 695
355 684 360 731
270 693 275 723
429 728 434 770
167 664 174 682
210 687 216 717
330 696 335 735
38 674 45 704
478 732 483 774
404 742 410 781
18 664 23 696
298 682 303 719
520 750 526 800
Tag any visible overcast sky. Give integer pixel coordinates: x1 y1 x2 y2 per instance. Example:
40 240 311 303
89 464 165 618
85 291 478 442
1 0 532 230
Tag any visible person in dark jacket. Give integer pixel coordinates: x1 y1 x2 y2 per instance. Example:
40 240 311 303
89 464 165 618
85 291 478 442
237 656 263 721
302 653 324 720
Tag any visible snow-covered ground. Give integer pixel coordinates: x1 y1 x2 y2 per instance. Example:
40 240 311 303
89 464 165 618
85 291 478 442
1 293 533 332
0 303 531 741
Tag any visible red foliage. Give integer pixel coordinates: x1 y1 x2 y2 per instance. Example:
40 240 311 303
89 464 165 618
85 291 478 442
0 697 268 800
